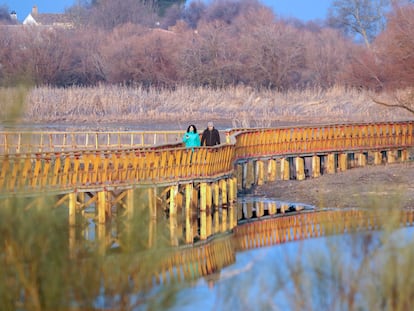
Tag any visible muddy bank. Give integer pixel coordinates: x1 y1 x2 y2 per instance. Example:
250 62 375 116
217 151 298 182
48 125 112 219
253 162 414 209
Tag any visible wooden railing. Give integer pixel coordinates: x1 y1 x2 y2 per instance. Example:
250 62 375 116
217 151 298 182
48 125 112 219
0 130 184 153
234 121 414 160
0 145 235 193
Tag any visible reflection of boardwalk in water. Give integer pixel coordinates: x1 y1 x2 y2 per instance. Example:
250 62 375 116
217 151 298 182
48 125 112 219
141 207 414 288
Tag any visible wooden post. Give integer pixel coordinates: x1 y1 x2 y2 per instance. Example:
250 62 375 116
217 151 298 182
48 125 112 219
185 183 193 244
213 182 220 207
68 192 77 226
170 215 178 246
148 187 157 219
256 160 265 185
97 191 106 224
229 203 237 229
356 153 367 167
280 158 290 180
69 226 76 259
206 183 212 210
245 202 253 219
221 179 227 206
256 201 264 218
312 155 321 178
213 208 220 234
267 159 277 182
338 153 348 172
326 153 336 174
268 202 277 215
148 216 156 248
221 207 228 232
401 149 409 162
236 164 243 192
169 185 178 215
206 203 212 238
295 157 305 180
387 150 397 164
78 192 85 213
200 182 207 240
97 224 106 254
280 203 289 214
373 151 382 165
225 131 231 144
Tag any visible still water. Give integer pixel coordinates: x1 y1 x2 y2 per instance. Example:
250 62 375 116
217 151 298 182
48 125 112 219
138 226 414 311
86 194 414 311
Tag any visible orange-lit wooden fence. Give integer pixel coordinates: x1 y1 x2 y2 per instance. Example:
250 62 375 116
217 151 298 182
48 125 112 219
233 121 413 159
0 130 184 153
0 145 235 193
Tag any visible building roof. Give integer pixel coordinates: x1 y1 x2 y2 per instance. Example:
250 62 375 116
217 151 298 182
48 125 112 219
22 6 73 28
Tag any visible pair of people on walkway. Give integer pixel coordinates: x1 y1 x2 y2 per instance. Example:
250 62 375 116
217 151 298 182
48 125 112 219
182 121 220 148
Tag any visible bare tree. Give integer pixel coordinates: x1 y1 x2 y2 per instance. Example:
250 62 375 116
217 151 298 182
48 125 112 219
241 19 306 89
182 0 206 28
178 19 242 87
303 28 352 88
371 88 414 114
0 5 13 25
100 23 180 86
160 3 182 29
17 27 75 86
68 28 107 85
375 2 414 89
0 27 26 85
369 2 414 112
204 0 263 24
327 0 390 48
87 0 158 30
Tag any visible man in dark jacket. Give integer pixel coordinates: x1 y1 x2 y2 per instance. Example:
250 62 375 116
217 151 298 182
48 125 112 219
201 121 220 146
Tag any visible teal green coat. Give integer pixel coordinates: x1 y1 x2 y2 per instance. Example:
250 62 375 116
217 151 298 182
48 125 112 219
182 132 201 148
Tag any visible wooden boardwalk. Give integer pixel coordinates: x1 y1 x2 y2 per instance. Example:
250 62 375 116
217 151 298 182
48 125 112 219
1 120 413 243
1 121 412 193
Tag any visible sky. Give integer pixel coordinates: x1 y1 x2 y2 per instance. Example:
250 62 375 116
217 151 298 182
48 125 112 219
1 0 333 23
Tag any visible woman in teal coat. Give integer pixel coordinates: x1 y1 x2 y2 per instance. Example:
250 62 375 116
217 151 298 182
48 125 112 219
182 124 201 149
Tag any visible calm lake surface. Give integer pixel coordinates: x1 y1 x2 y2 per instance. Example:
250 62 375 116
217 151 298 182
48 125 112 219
136 226 414 311
84 191 414 311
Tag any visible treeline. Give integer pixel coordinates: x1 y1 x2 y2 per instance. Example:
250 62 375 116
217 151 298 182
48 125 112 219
0 0 413 91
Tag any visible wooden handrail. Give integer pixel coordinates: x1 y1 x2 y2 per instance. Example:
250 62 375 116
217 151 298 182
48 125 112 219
0 130 184 154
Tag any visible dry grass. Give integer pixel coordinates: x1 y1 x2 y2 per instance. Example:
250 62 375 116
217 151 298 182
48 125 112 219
4 84 414 128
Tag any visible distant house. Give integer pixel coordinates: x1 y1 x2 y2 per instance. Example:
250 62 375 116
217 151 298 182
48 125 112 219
10 11 18 23
22 5 73 28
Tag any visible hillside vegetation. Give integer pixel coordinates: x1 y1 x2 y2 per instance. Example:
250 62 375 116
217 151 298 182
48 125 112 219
1 1 414 125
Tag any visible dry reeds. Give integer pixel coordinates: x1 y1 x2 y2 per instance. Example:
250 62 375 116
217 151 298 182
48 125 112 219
12 84 413 128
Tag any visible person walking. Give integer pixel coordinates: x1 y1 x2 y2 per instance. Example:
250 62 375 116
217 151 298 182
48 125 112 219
201 121 220 146
182 124 201 149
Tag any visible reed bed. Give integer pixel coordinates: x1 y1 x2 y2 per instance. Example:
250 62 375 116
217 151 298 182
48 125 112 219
2 84 411 128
